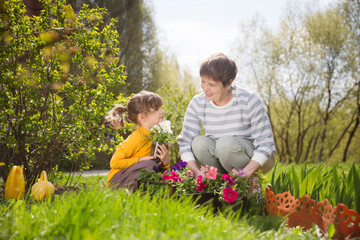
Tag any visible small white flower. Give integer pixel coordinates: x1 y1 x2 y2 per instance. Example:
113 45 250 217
159 120 173 134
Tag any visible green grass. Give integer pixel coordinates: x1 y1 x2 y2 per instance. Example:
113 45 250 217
0 174 324 240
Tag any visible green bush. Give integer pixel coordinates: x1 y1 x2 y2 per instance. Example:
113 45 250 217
0 0 126 184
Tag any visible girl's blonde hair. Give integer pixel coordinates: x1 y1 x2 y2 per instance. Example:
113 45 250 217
105 91 163 129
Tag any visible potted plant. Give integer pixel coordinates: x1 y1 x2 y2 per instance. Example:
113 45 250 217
147 120 177 163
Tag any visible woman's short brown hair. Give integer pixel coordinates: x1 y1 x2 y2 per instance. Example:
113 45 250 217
199 53 238 87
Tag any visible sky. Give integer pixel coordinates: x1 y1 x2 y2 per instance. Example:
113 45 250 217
152 0 335 77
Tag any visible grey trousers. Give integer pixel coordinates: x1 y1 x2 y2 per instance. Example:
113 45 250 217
191 136 274 174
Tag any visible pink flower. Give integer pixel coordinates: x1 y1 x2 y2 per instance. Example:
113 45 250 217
222 187 239 203
200 165 210 173
196 175 207 191
206 166 218 180
222 174 235 186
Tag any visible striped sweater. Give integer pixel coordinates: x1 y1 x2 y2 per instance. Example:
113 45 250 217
178 85 275 166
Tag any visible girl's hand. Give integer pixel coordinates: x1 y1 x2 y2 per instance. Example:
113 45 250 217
155 144 170 167
139 156 156 162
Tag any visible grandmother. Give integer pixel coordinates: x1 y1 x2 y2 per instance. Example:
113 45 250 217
178 53 275 179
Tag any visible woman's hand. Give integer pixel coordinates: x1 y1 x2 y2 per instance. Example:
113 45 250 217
155 144 170 167
232 160 261 178
186 160 205 180
139 156 156 162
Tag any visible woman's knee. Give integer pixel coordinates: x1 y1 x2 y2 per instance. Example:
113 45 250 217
215 136 236 153
191 136 213 155
216 137 253 171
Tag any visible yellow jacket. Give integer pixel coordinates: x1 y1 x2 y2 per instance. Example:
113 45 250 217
107 126 169 186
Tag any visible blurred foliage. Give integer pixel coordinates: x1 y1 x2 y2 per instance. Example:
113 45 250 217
234 0 360 164
0 0 128 186
157 81 198 163
67 0 167 96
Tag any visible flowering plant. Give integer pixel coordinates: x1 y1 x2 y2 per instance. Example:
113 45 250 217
147 120 177 145
160 162 263 204
138 159 264 207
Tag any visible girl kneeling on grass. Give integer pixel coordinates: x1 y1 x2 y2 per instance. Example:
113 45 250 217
106 91 170 191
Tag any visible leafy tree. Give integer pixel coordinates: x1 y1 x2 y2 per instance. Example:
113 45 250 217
234 1 360 163
337 0 360 162
0 0 126 185
67 0 164 96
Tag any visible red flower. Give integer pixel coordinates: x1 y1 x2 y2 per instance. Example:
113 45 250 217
162 171 182 182
222 174 235 186
222 187 239 203
196 175 207 191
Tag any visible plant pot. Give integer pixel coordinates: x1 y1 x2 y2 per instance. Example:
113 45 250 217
151 142 161 164
185 192 249 215
265 186 360 239
135 180 176 197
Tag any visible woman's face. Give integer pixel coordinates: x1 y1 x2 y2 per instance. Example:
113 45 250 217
200 75 232 105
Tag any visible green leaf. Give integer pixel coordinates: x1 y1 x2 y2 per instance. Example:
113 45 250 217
299 175 309 198
332 165 341 206
291 165 300 198
327 223 335 239
271 163 277 189
305 165 322 196
352 164 360 213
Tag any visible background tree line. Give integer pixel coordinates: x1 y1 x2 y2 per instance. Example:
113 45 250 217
234 0 360 164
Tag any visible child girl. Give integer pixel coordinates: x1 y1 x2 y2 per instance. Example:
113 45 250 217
106 91 170 191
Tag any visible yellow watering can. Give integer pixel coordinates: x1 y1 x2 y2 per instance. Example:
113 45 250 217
31 171 55 201
5 165 25 200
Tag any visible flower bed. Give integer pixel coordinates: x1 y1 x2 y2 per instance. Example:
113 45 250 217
137 161 264 215
265 186 360 239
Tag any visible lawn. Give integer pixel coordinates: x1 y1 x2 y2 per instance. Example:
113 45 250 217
0 170 327 240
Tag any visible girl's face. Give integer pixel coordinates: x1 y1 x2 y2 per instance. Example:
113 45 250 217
143 106 165 129
201 75 232 106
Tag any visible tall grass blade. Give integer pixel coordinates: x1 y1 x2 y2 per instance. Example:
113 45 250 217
291 165 300 198
299 176 309 198
312 172 332 196
300 162 307 182
306 165 322 197
332 165 341 206
351 164 360 213
271 163 277 190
